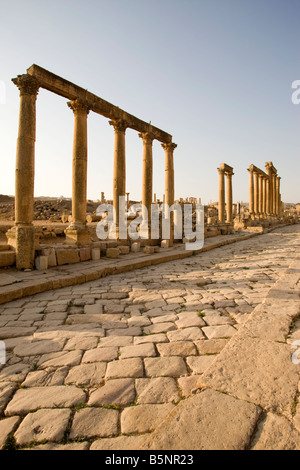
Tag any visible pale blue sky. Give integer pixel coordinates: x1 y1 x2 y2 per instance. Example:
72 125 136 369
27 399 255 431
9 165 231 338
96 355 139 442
0 0 299 204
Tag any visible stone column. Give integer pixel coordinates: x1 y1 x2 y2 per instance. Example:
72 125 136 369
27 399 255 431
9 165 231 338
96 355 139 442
254 171 259 216
65 100 91 245
258 174 263 215
248 168 254 216
276 176 281 216
162 142 177 208
226 171 234 223
109 119 128 234
218 167 225 223
139 132 154 235
162 142 177 246
262 177 267 216
6 74 40 269
272 172 277 215
266 177 270 215
265 164 273 215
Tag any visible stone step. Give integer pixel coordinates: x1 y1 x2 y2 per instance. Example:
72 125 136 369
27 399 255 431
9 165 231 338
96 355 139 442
0 250 16 268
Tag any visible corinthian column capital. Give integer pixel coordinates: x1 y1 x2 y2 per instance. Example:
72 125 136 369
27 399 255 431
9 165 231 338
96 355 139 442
12 74 39 97
67 99 90 116
161 142 177 152
139 132 155 144
109 118 128 133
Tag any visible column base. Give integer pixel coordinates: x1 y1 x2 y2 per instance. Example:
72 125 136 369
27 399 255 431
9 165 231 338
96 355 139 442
6 225 36 270
65 223 91 246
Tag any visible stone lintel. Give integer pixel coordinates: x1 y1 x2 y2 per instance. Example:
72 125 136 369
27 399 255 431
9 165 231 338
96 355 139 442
26 64 172 143
248 164 269 179
219 163 234 175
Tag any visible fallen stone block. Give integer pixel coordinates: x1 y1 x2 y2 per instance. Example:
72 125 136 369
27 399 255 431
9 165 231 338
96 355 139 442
35 256 48 271
106 248 120 259
144 246 155 254
41 247 57 267
161 240 169 248
56 249 80 266
79 247 91 262
119 246 130 255
91 248 101 260
131 242 141 253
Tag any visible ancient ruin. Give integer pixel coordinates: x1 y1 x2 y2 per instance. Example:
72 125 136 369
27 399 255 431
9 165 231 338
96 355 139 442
0 65 299 453
0 65 297 276
5 65 176 270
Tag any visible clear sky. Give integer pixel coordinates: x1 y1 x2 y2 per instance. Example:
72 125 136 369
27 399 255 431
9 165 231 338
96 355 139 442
0 0 299 204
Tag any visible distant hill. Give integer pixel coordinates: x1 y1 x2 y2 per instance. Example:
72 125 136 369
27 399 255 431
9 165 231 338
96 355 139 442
0 195 14 203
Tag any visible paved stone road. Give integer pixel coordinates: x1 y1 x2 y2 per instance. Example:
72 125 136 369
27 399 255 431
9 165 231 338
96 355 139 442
0 225 299 450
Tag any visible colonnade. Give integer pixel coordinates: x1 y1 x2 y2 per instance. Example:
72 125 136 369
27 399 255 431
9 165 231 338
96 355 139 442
7 67 176 269
248 163 282 218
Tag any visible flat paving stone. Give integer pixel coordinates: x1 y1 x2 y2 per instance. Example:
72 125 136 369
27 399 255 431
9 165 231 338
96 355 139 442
157 341 197 357
82 347 118 363
88 378 135 406
69 407 119 439
5 386 86 416
135 377 180 404
106 358 144 379
144 357 188 377
119 343 156 359
0 416 20 449
65 363 106 386
167 327 204 342
37 350 83 368
14 339 64 357
121 403 175 434
14 408 71 446
202 325 237 339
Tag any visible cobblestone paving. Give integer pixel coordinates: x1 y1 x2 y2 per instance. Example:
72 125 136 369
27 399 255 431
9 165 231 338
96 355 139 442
0 225 299 450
